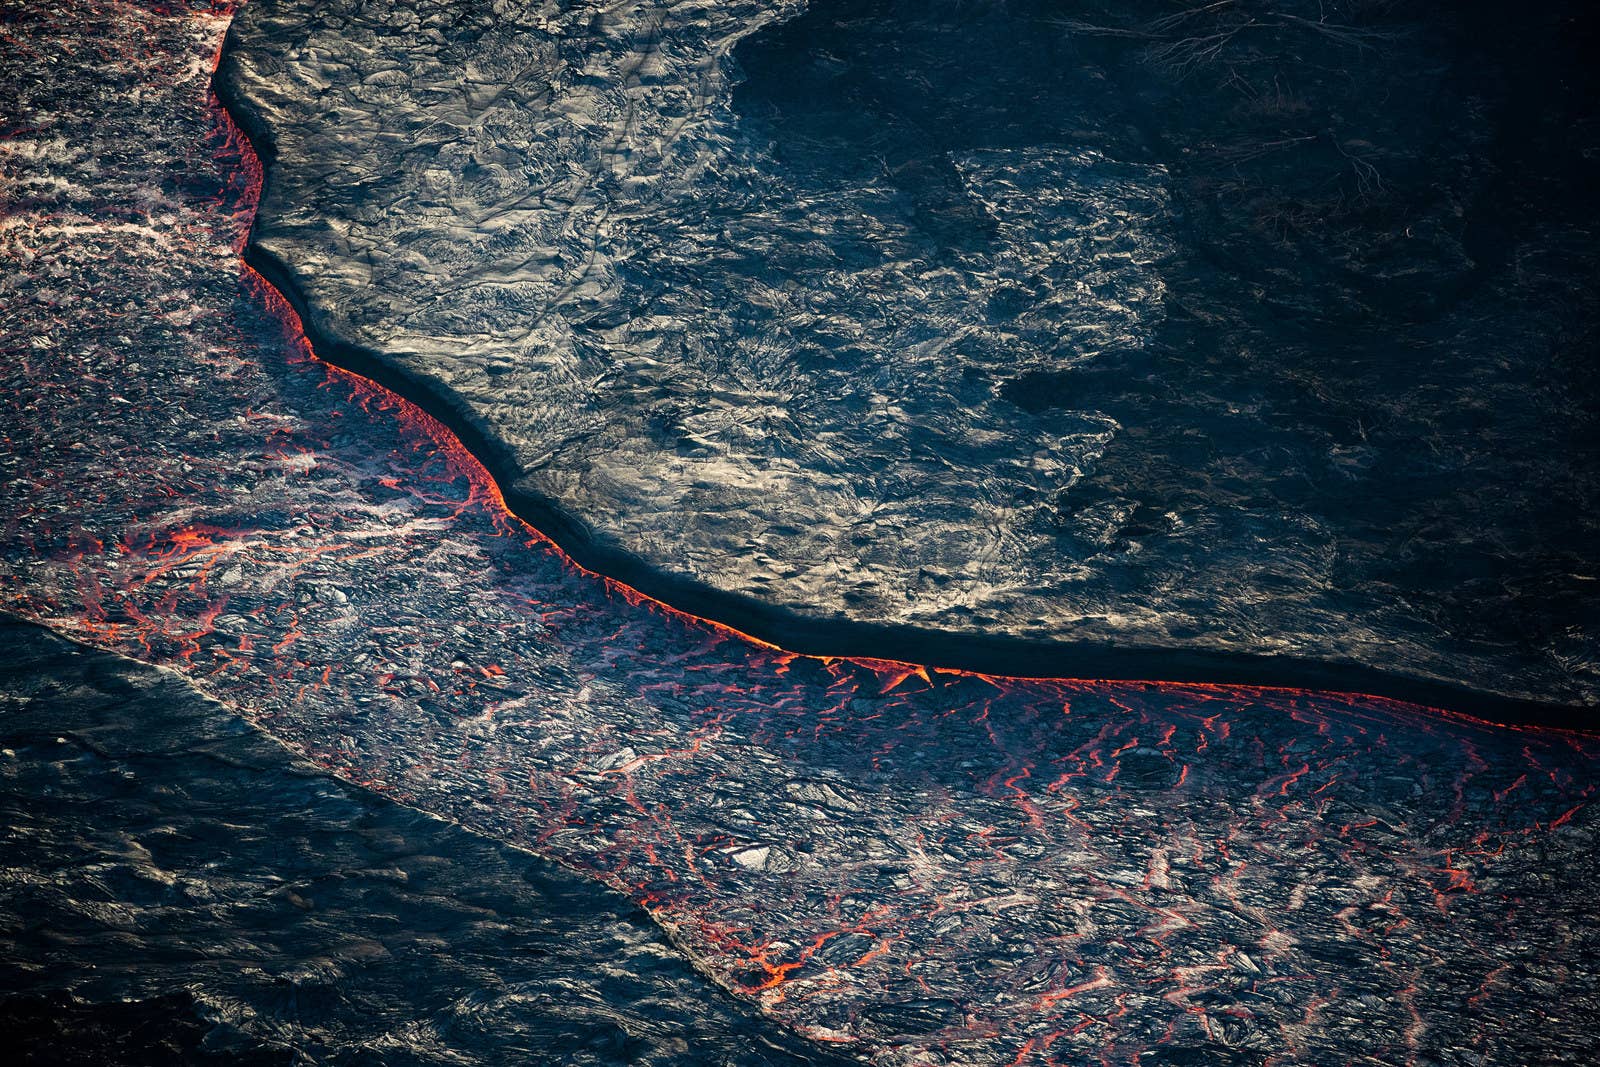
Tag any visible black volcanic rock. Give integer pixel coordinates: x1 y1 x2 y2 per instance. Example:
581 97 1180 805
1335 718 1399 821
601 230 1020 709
0 619 848 1067
217 0 1600 703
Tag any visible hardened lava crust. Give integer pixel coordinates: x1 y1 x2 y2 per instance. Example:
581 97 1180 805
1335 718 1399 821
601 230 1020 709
214 0 1600 715
5 4 1600 1062
0 619 855 1067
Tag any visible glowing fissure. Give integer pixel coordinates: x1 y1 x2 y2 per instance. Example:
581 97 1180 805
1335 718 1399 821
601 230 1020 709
3 3 1599 1065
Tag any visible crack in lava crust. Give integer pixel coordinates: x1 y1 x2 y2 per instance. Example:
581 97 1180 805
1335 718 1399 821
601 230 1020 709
3 3 1599 1065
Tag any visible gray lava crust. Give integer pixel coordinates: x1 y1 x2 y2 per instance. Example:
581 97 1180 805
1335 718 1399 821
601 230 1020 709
0 618 852 1067
216 0 1600 709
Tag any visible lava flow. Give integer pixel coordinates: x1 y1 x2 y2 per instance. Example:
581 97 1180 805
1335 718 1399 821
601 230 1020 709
2 3 1598 1066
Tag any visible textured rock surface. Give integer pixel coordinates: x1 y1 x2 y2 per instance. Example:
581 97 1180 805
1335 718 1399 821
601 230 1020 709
4 3 1600 1061
0 620 849 1067
219 0 1600 707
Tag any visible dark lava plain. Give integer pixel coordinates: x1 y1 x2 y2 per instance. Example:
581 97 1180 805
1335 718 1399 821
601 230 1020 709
218 0 1600 708
0 620 851 1067
5 2 1600 1062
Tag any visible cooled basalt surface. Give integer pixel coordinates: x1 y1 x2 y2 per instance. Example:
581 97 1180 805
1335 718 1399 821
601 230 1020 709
217 0 1600 707
0 620 849 1067
4 3 1600 1062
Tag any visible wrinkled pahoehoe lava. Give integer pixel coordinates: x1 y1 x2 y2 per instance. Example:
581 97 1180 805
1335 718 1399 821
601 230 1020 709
217 0 1600 708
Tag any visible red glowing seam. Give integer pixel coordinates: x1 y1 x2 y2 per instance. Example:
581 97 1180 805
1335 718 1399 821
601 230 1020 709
198 11 1581 743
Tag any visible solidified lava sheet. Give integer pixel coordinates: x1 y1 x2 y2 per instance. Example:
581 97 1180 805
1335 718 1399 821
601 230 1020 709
0 619 852 1067
216 0 1600 707
2 2 1599 1066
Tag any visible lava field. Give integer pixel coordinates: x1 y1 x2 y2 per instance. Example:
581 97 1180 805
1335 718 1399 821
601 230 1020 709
2 3 1597 1065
